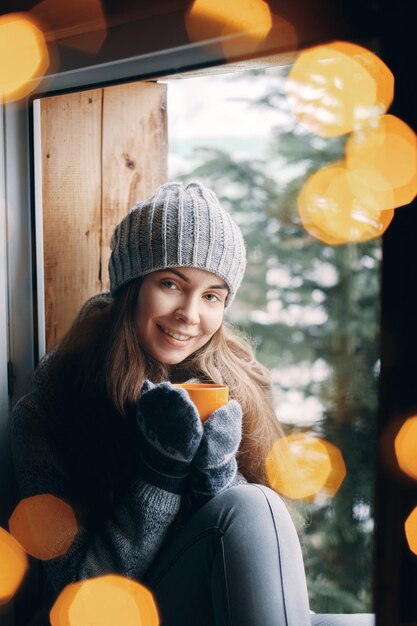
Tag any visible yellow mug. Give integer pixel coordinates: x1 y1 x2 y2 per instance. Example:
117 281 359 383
172 383 229 422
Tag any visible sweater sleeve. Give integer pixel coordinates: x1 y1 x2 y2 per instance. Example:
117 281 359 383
230 471 248 487
9 393 182 594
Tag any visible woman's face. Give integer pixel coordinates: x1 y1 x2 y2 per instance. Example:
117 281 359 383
135 266 229 365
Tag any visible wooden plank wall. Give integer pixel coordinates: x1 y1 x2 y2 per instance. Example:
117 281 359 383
39 81 167 351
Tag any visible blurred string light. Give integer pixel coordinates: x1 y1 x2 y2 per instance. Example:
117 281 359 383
0 526 28 605
185 0 292 58
265 433 346 500
29 0 107 55
0 13 49 103
286 41 394 138
405 507 417 557
394 415 417 481
297 160 394 245
346 114 417 210
288 40 417 245
50 574 159 626
9 494 78 561
380 417 417 559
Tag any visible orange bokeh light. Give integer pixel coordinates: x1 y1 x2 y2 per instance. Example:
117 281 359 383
394 415 417 481
185 0 273 58
346 114 417 209
265 433 346 501
30 0 107 55
9 494 78 561
0 13 49 103
297 160 394 245
0 526 28 605
318 440 347 499
405 507 417 556
286 40 394 137
50 574 160 626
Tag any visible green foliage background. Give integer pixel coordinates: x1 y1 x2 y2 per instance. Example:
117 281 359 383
170 66 379 613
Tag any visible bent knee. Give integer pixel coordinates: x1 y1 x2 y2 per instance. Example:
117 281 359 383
211 483 293 529
222 483 286 509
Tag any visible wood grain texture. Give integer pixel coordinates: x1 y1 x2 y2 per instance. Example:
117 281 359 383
40 89 102 351
40 81 167 350
101 81 167 291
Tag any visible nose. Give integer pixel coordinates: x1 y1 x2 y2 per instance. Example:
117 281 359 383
174 296 200 325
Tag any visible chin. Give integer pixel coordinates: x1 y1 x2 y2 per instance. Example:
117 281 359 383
160 356 187 366
152 350 193 366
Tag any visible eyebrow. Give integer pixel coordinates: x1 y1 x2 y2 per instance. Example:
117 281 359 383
161 268 229 291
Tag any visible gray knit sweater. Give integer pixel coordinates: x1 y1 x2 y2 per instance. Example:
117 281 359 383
9 295 246 610
10 384 183 594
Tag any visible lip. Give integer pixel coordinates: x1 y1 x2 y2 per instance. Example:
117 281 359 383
156 324 195 346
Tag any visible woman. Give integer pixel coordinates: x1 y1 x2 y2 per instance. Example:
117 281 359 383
10 182 374 625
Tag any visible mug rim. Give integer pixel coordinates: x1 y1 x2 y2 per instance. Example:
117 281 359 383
173 383 227 390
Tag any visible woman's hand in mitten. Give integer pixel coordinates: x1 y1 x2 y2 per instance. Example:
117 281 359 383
136 380 203 493
191 399 243 496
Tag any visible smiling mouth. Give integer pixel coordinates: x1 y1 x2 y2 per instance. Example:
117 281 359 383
157 324 194 342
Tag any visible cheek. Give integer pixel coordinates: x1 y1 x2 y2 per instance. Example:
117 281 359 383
137 288 163 320
204 310 224 336
135 298 154 336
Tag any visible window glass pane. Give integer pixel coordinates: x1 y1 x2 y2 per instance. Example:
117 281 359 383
166 66 378 613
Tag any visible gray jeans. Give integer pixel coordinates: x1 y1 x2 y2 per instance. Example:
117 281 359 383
144 484 375 626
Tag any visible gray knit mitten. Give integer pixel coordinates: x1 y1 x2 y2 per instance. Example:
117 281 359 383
136 380 204 494
191 399 243 496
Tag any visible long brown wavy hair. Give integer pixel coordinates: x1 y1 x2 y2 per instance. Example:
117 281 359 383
44 278 290 526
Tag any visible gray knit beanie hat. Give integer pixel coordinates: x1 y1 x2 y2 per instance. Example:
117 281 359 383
109 181 246 309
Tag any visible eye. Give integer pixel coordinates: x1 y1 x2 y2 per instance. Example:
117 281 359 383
161 280 177 290
205 293 221 302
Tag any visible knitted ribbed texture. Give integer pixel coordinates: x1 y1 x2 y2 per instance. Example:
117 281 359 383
10 374 183 596
109 182 247 309
192 399 243 496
